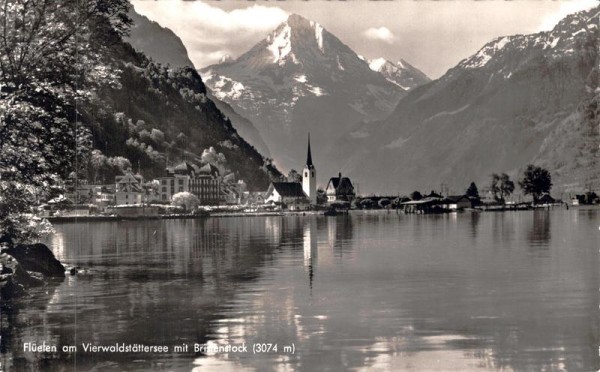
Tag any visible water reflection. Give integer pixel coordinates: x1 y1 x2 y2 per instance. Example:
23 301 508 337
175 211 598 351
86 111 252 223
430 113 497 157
527 210 551 247
2 211 598 371
303 218 317 291
469 211 480 239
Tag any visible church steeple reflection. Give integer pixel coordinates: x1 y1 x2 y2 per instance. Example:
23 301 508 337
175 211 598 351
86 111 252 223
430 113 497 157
303 218 318 292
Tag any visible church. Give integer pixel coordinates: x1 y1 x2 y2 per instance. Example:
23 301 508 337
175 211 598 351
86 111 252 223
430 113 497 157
265 135 317 209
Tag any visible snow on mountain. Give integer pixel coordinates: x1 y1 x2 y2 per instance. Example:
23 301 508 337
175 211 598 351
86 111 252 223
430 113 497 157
199 13 417 174
368 58 388 72
338 5 600 194
368 58 431 91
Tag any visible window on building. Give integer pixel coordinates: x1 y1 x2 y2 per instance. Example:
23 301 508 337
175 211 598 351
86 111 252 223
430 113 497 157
305 172 308 177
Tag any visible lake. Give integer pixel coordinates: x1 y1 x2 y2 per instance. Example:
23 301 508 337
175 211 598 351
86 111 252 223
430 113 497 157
1 209 598 371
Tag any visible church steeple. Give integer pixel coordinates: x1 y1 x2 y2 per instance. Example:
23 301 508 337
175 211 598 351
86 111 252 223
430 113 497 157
306 133 313 168
303 133 317 204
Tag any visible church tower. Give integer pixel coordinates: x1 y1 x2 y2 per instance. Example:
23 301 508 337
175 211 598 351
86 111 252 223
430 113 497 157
303 134 317 205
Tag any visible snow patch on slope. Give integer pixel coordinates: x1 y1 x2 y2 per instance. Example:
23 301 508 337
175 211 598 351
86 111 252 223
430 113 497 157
311 21 325 52
210 75 246 100
369 58 388 72
462 36 511 69
294 74 307 83
267 24 292 65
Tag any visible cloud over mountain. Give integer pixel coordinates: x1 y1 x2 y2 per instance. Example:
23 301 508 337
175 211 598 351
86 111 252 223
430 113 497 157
131 1 288 69
364 27 395 43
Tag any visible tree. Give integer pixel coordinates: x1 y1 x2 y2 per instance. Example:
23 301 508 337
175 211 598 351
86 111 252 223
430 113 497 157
316 188 327 205
410 191 423 201
201 146 228 175
287 169 302 183
466 182 479 199
0 0 131 244
490 173 515 201
519 165 553 203
378 198 391 209
172 192 200 212
359 198 374 209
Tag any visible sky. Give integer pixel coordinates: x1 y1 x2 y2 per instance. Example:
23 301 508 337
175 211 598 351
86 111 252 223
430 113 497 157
131 0 597 79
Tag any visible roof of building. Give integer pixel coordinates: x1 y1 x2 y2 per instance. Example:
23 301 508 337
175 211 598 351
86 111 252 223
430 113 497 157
172 161 196 175
115 173 143 192
424 191 443 198
198 163 220 177
444 195 471 203
271 182 307 198
538 193 556 202
306 133 314 169
326 173 355 195
401 196 441 205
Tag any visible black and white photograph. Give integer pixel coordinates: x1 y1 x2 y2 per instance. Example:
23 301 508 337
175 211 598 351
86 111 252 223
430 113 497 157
0 0 599 370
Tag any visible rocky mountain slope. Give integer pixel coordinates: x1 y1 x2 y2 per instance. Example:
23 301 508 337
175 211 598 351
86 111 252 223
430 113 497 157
368 58 431 91
83 23 281 190
126 10 194 69
200 14 417 176
126 9 272 158
340 6 599 195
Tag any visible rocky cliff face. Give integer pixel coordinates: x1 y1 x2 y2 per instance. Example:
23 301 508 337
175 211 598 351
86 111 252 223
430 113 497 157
339 7 599 194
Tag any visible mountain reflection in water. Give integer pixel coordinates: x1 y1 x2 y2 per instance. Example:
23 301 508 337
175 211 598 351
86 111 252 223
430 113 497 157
0 210 597 371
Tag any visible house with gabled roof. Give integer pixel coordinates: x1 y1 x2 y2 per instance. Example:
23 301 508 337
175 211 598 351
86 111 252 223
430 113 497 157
441 195 472 210
325 172 356 202
265 182 309 210
115 172 144 205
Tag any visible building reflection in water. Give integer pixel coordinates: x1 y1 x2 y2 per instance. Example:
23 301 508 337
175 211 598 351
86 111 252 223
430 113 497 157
528 210 551 248
469 211 481 239
9 211 597 372
303 218 318 290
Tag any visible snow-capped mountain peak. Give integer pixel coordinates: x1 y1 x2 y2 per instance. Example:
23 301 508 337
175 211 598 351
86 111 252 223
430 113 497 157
368 58 431 91
263 14 329 66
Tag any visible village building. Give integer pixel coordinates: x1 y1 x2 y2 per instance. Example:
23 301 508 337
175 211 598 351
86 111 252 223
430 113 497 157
115 173 144 205
70 184 115 206
325 172 356 202
400 195 443 214
302 134 317 205
265 182 309 210
536 193 556 205
442 195 472 210
157 161 221 204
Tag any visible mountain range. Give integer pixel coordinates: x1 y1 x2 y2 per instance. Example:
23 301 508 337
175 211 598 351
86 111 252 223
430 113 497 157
128 7 598 195
199 14 428 176
340 6 599 194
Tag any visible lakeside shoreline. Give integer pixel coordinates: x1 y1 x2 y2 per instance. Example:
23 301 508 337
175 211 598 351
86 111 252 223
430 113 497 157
41 203 599 223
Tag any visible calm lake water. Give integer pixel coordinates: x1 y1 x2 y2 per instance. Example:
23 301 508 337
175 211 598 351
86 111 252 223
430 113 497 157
1 209 599 371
